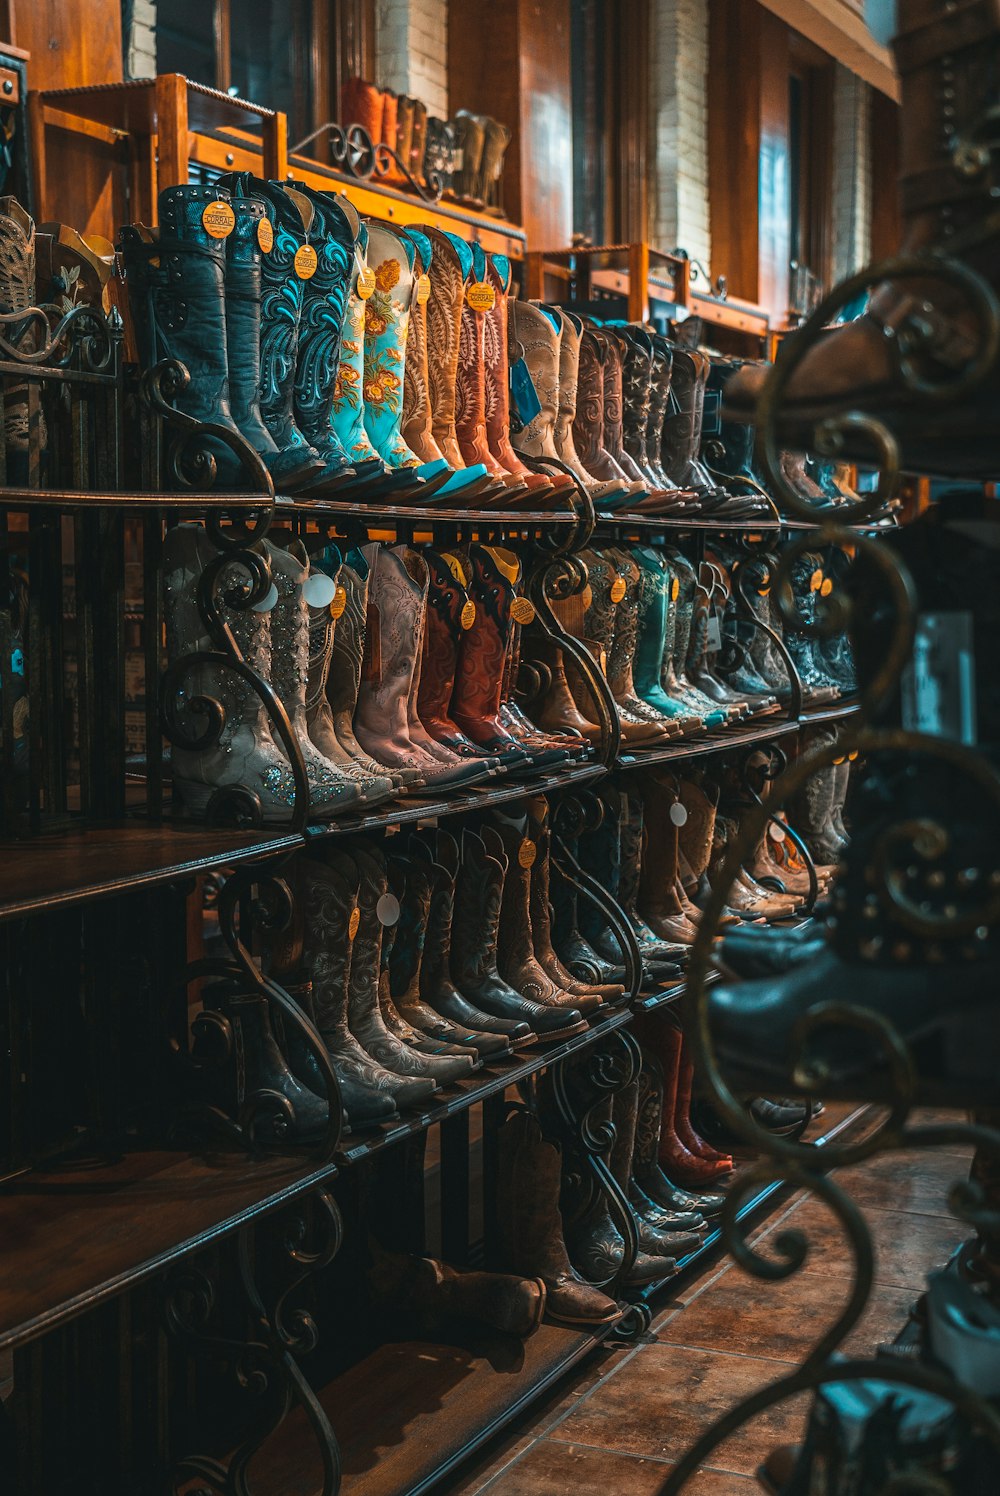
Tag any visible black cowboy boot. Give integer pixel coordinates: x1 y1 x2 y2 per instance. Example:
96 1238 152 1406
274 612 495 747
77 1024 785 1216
223 194 320 490
216 173 324 487
121 185 248 487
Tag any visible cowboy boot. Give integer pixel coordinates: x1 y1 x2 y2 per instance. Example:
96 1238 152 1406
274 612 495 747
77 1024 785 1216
650 1022 733 1187
410 828 532 1046
303 548 395 803
286 182 370 492
659 346 715 500
418 547 500 764
618 789 689 971
341 77 383 141
194 980 330 1140
617 327 667 491
508 299 588 498
409 100 428 184
502 616 585 764
375 878 474 1063
571 328 644 502
330 223 409 489
525 797 624 1005
368 1239 546 1338
215 175 326 485
581 546 669 745
455 241 531 498
448 545 533 764
363 223 448 482
604 546 682 736
479 116 513 210
395 95 415 179
496 1110 620 1324
219 193 320 490
632 546 707 732
282 856 420 1119
550 821 627 987
385 854 506 1060
324 545 413 789
600 330 650 490
782 553 842 703
379 91 403 185
724 0 1000 479
483 256 560 502
451 827 586 1040
612 1080 702 1258
520 636 602 746
345 845 475 1086
121 186 249 488
665 550 739 724
550 307 628 503
631 1055 725 1220
491 812 601 1019
424 118 457 193
636 772 702 945
675 1036 736 1165
453 110 486 202
264 538 374 816
162 525 357 822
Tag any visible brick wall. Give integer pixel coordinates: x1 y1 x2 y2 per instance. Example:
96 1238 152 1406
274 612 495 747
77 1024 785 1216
122 0 157 80
375 0 449 119
831 63 872 284
649 0 712 273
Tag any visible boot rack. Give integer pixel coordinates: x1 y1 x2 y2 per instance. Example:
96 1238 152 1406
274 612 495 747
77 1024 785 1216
0 320 870 1496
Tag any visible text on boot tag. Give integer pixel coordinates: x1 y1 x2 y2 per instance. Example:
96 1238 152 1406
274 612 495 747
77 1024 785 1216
357 264 376 299
376 893 401 927
466 281 496 311
329 585 348 620
294 244 319 279
669 802 688 827
416 273 431 305
610 577 627 604
348 908 361 940
518 839 536 869
511 597 535 625
303 572 337 609
202 201 236 238
257 217 274 253
461 600 476 629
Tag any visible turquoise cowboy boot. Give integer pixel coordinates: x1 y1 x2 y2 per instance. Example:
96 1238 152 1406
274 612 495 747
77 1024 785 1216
632 545 706 734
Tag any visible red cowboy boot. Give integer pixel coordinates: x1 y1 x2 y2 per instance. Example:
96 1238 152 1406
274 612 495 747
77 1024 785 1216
418 547 503 764
652 1022 733 1186
448 544 533 764
675 1035 736 1165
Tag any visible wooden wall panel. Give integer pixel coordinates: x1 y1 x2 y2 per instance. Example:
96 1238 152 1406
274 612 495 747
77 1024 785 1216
757 6 790 319
869 86 900 262
449 0 573 251
708 0 762 302
12 0 122 91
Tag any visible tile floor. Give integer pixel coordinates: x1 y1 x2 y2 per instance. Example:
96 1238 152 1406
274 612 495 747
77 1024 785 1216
439 1110 973 1495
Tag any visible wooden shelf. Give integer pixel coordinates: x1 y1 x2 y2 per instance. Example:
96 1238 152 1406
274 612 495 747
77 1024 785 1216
0 822 302 924
0 1009 629 1352
0 488 272 511
615 702 859 772
0 764 606 922
251 1318 620 1496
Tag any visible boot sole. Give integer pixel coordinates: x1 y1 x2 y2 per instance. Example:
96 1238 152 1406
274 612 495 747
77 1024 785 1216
527 1018 590 1045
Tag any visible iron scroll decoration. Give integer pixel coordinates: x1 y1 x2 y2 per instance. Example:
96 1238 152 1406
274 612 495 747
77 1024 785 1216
655 249 1000 1493
288 122 445 205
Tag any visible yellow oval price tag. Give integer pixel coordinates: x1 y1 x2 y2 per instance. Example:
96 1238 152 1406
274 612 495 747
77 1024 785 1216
610 577 627 603
810 568 823 592
329 585 347 620
671 577 680 602
416 273 431 305
357 265 376 299
518 839 536 869
202 200 236 239
466 280 496 311
257 216 274 253
348 907 361 940
511 597 535 625
295 243 318 279
820 577 833 596
461 599 476 629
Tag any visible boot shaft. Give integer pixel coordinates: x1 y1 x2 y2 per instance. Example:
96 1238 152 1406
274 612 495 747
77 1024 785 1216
418 225 472 464
509 300 561 457
363 222 419 466
288 183 356 460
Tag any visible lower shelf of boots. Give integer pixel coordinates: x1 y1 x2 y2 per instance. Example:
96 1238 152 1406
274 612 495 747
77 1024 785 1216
616 701 859 771
245 1317 622 1496
0 1009 631 1353
593 513 899 535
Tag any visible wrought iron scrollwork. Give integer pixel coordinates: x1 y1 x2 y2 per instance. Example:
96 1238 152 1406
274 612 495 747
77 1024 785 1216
141 359 275 498
165 1188 344 1496
0 299 117 373
657 241 1000 1491
289 121 445 204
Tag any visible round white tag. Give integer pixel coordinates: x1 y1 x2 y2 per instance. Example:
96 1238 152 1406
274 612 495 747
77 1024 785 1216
769 822 787 842
376 893 401 927
251 582 279 613
303 572 337 608
669 802 688 827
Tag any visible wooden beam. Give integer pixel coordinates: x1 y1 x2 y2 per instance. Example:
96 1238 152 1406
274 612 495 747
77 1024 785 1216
755 0 899 99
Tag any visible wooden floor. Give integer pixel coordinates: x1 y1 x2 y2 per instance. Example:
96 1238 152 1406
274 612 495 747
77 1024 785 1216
438 1110 973 1496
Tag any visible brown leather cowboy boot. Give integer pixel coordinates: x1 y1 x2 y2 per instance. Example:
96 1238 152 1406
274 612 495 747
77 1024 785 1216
581 547 671 745
455 240 531 500
368 1238 546 1338
417 548 503 764
507 299 585 504
724 0 1000 479
636 772 702 945
484 255 559 504
552 307 629 503
452 827 586 1040
497 1110 620 1325
572 326 645 499
489 813 602 1018
448 544 534 764
525 797 625 1005
520 636 603 746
